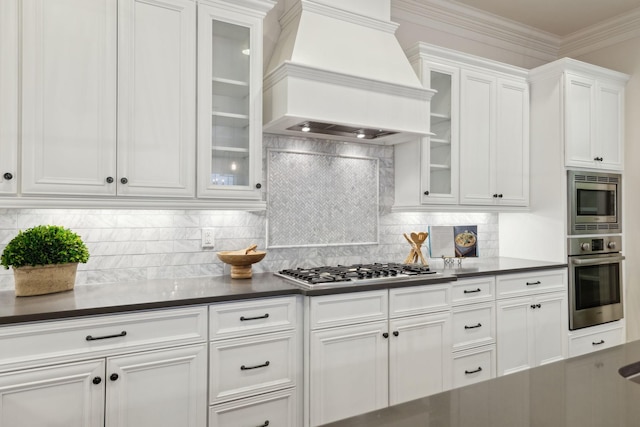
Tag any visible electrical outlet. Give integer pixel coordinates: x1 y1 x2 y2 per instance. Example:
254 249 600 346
201 228 215 249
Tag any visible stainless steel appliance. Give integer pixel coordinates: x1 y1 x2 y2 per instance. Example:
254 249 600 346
276 263 438 289
568 170 621 235
568 235 624 330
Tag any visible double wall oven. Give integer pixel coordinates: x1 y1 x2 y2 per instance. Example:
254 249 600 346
567 170 624 330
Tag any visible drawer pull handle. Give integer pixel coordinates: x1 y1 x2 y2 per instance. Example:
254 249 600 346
86 331 127 341
464 288 482 294
464 323 482 330
256 421 269 427
240 313 269 321
241 361 270 371
593 340 605 346
465 367 482 375
526 281 541 286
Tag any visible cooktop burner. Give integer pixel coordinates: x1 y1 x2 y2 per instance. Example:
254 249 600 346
275 263 437 288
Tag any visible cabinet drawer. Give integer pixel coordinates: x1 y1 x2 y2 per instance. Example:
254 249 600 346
452 345 495 388
310 290 388 329
209 388 297 427
452 277 495 306
496 269 566 298
569 324 624 357
0 306 207 372
209 331 296 404
452 302 495 350
389 283 450 318
209 296 296 340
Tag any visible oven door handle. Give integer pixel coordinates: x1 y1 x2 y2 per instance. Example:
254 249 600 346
571 255 625 266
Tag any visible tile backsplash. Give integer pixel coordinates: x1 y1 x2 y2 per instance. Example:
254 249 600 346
0 135 498 291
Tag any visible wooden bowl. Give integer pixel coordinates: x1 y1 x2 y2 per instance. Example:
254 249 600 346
217 251 266 279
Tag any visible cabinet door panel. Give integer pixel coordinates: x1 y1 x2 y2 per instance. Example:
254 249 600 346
496 79 529 206
0 0 18 194
21 0 117 195
309 322 388 426
597 82 624 170
459 70 495 205
565 73 596 168
117 0 195 197
496 297 533 375
0 359 105 427
105 344 207 427
533 292 567 366
389 312 451 404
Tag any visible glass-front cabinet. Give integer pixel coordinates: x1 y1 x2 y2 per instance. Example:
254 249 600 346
197 1 270 205
422 65 459 204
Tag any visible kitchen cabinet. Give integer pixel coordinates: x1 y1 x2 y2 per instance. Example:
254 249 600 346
20 0 196 198
307 285 452 426
496 270 568 376
0 0 18 195
0 306 208 427
568 319 625 357
396 43 529 211
208 296 301 427
197 0 271 201
529 58 628 172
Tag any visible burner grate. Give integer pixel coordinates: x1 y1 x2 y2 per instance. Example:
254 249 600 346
277 263 435 286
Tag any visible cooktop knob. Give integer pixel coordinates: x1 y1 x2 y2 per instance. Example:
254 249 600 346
580 242 591 251
608 241 617 249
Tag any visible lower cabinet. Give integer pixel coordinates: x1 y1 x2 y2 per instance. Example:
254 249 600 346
568 320 625 357
307 286 453 426
496 271 568 376
0 306 209 427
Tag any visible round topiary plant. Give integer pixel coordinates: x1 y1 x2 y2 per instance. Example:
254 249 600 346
1 225 89 269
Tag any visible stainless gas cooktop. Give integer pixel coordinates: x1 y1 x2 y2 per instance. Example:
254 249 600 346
275 263 439 289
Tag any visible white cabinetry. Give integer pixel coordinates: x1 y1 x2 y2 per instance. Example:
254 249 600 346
20 0 195 197
529 58 628 172
496 269 568 376
568 320 625 357
208 296 300 427
307 285 452 426
197 0 272 203
396 43 529 210
0 0 18 195
0 306 208 427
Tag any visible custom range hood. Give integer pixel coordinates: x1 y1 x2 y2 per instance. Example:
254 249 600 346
263 0 433 143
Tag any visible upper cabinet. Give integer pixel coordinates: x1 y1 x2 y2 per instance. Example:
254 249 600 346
197 0 270 201
395 43 529 211
564 71 626 171
0 0 18 195
2 0 273 208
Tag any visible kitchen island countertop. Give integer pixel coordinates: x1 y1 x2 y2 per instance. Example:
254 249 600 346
0 257 567 324
321 338 640 427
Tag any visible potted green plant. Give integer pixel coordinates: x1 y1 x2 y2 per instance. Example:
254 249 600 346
1 225 90 296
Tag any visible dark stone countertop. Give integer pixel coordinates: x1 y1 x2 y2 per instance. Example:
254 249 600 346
321 339 640 427
0 258 567 325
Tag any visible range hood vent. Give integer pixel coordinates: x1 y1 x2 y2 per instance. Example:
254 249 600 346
263 0 434 144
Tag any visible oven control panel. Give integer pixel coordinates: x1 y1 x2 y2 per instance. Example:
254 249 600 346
568 235 622 256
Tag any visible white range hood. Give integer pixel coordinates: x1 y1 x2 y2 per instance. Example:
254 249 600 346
263 0 433 143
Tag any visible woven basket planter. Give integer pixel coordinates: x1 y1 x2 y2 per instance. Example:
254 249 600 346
13 263 78 297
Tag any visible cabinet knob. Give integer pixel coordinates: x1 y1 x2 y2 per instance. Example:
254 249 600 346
493 194 498 198
106 176 114 184
257 421 270 427
498 194 503 198
424 190 430 196
110 373 119 381
120 177 128 184
3 172 13 180
255 183 262 189
382 332 389 339
92 377 102 385
531 304 537 309
393 331 399 337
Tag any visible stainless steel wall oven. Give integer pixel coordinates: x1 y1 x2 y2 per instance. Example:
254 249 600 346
568 170 621 235
568 236 624 330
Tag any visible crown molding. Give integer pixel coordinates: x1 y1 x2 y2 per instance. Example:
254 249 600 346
559 7 640 57
392 0 560 63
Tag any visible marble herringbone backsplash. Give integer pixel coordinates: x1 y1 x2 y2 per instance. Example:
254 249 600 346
0 136 498 291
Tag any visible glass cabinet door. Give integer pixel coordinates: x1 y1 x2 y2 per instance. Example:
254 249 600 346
422 66 459 204
197 4 263 202
210 19 250 187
